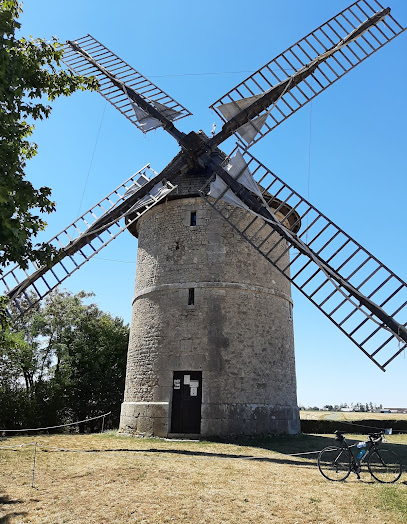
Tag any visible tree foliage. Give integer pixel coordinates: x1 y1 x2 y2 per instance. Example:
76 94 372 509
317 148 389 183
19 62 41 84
0 0 97 271
0 289 129 431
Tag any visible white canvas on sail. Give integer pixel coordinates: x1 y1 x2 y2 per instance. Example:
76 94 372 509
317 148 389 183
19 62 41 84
226 150 263 198
207 178 249 210
236 112 269 144
153 101 183 121
217 94 264 121
130 102 162 133
208 151 262 208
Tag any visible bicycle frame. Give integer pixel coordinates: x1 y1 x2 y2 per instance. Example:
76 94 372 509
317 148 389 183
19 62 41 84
318 430 402 483
335 432 385 476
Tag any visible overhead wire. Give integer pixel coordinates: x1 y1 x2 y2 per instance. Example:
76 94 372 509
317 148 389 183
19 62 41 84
76 95 109 217
306 89 313 244
93 257 136 264
146 68 295 78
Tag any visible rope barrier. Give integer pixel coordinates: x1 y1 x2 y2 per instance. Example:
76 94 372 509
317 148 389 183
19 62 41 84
0 442 37 450
0 442 323 463
0 411 111 433
323 418 405 434
0 442 351 456
6 442 357 459
286 443 357 457
31 444 326 461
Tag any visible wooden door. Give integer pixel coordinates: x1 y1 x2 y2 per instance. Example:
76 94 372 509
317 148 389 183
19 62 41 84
171 371 202 434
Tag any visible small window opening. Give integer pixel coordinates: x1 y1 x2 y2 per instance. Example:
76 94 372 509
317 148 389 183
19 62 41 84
188 288 195 305
190 211 197 226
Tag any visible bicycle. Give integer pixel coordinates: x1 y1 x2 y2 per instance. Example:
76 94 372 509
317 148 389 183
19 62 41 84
317 430 403 483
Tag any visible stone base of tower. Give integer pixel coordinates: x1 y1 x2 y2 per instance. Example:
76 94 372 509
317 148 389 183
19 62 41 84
119 401 169 437
201 403 300 436
119 401 300 437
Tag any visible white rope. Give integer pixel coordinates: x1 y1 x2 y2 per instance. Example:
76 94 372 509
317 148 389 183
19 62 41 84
329 419 404 433
0 441 361 460
35 444 325 460
287 449 324 456
0 411 111 433
0 443 36 450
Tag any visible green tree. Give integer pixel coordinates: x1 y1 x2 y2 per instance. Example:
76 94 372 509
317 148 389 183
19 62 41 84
0 296 10 348
0 289 129 431
63 307 130 431
0 0 97 271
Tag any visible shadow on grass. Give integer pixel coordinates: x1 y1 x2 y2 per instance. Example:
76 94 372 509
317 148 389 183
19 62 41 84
18 433 407 472
0 496 24 505
205 433 407 465
0 493 28 523
42 445 317 468
40 435 336 468
0 513 29 524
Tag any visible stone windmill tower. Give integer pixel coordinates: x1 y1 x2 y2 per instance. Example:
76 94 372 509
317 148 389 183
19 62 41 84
121 161 301 437
2 1 407 438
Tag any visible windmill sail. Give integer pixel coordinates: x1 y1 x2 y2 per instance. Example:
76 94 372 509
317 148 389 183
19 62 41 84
2 1 405 376
216 94 264 121
128 100 184 133
208 149 263 207
63 35 192 133
129 103 162 133
235 113 270 145
210 0 405 148
201 147 407 371
1 166 177 319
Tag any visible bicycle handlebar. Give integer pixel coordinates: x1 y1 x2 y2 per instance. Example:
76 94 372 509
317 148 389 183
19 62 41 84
333 429 384 442
368 431 384 441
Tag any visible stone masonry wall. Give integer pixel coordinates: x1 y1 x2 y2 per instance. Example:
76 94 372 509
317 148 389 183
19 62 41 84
119 197 300 436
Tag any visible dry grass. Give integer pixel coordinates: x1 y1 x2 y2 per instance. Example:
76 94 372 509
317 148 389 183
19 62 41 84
0 432 406 523
301 410 407 422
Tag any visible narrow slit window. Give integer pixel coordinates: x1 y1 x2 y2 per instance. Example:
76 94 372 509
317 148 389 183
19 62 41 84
190 211 197 226
188 288 195 305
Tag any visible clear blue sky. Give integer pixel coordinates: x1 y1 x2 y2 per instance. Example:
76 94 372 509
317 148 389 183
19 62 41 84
18 0 407 408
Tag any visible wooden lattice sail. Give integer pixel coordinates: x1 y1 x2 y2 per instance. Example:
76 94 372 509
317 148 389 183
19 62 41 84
1 0 406 372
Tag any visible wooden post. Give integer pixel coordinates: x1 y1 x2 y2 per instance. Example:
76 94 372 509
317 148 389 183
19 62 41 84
31 442 38 488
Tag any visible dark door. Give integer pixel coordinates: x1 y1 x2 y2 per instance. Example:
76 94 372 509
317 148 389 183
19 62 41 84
171 371 202 434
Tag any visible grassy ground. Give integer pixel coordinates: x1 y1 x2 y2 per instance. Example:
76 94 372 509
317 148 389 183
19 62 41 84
0 432 406 523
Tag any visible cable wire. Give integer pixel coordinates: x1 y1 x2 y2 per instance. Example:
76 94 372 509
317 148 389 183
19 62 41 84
76 97 109 217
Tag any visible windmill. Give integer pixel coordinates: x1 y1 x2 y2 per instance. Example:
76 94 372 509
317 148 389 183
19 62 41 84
1 0 406 436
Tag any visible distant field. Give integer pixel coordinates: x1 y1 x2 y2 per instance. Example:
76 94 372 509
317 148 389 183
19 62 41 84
1 432 406 523
300 411 407 421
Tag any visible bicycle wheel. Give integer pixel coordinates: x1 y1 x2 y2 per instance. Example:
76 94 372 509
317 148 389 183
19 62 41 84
318 446 352 481
367 449 402 483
